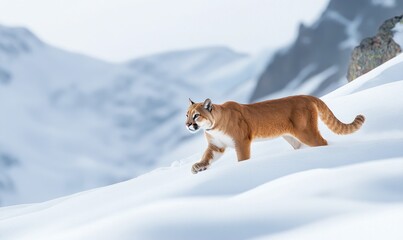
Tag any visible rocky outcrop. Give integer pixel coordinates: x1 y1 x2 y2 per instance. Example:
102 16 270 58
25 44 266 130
347 15 402 81
251 0 403 101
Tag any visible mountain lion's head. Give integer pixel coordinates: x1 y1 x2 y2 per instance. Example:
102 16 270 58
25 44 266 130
185 98 213 133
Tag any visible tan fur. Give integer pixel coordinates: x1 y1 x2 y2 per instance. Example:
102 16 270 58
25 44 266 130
186 95 365 174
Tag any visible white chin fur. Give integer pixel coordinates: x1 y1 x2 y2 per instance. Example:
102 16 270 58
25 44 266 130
187 126 200 133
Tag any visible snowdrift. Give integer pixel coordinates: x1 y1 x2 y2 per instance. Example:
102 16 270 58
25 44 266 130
1 54 403 240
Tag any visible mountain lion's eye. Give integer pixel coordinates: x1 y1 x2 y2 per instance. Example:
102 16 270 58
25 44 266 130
193 114 200 120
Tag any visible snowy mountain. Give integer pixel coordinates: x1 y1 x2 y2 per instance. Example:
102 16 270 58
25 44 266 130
251 0 403 100
0 25 269 206
1 44 403 240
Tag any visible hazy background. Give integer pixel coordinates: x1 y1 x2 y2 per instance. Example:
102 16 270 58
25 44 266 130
0 0 328 61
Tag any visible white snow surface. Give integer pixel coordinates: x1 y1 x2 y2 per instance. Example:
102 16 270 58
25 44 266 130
1 51 403 240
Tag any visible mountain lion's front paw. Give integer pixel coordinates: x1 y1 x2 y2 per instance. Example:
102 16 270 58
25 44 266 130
191 162 209 174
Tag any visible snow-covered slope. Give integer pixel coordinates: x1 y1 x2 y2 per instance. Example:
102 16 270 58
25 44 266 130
0 25 269 206
1 51 403 240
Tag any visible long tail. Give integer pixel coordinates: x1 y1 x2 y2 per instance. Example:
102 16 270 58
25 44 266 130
313 97 365 135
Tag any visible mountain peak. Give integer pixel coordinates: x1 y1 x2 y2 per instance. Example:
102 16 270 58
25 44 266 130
0 25 43 58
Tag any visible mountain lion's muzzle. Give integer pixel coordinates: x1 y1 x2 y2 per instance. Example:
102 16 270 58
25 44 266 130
186 122 199 132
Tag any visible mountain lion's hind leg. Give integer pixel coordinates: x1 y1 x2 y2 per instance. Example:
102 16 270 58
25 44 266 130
283 135 302 149
293 118 328 147
293 109 328 147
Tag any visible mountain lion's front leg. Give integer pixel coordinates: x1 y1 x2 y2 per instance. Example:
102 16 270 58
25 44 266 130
235 139 251 161
192 144 225 174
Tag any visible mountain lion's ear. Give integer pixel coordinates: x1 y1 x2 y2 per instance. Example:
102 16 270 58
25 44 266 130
189 98 195 105
203 98 212 112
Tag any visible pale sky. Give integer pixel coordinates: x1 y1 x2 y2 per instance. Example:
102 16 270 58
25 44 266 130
0 0 329 62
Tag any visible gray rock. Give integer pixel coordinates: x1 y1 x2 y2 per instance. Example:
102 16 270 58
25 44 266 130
347 15 402 81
